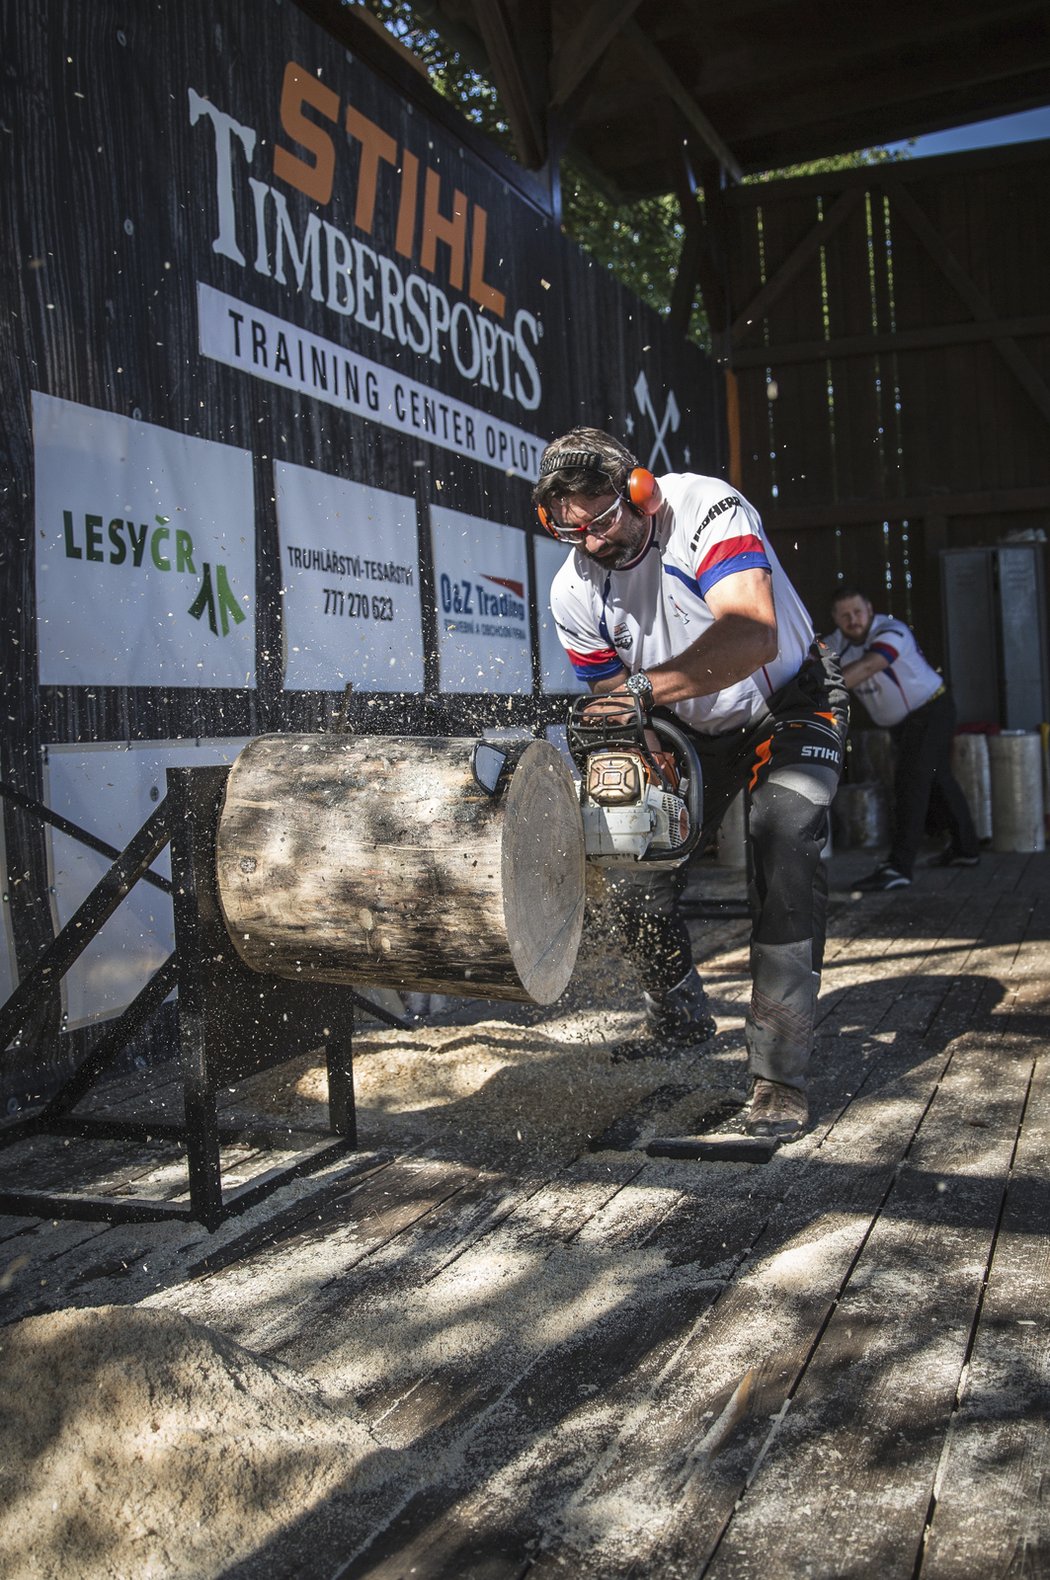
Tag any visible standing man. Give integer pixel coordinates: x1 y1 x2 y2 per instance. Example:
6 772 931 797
827 588 980 891
537 428 847 1138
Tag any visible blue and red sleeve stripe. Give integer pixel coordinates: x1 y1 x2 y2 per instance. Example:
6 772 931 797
870 641 899 664
695 533 770 596
566 646 624 682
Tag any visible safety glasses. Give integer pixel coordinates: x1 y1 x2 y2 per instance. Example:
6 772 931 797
546 496 625 543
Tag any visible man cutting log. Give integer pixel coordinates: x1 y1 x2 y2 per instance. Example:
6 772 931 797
536 427 847 1137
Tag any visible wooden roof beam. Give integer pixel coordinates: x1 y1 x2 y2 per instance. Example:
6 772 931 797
681 0 1048 95
549 0 645 110
468 0 550 168
766 484 1050 531
711 26 1050 142
732 313 1050 368
620 19 743 182
728 72 1050 175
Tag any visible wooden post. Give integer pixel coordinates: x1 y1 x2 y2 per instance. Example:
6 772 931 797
216 734 586 1006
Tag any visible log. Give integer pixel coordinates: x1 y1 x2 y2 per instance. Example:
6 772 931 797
215 734 586 1004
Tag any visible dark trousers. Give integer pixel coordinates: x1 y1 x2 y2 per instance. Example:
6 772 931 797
887 689 979 876
600 646 848 1090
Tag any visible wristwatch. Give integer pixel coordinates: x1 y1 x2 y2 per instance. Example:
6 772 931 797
625 670 655 711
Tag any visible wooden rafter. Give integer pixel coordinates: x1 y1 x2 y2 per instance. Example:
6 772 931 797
670 184 703 339
670 159 729 340
684 0 1046 99
713 25 1048 146
620 19 743 182
470 0 548 169
549 0 645 110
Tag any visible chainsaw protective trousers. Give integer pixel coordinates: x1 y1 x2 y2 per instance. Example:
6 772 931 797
601 644 847 1091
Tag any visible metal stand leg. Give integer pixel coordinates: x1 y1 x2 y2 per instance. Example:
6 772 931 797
167 766 358 1229
327 1035 357 1143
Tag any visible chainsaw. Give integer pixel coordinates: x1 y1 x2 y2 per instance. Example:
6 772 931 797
468 699 702 867
566 694 703 866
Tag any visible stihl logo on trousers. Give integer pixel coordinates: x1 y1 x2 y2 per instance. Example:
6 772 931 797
801 744 841 762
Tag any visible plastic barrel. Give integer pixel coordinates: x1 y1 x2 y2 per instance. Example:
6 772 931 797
951 733 992 842
831 782 889 850
987 731 1046 852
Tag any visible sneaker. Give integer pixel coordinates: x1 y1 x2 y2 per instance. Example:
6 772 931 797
745 1078 809 1137
852 863 911 892
611 972 717 1062
927 848 980 868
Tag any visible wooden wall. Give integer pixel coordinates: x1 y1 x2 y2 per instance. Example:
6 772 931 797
716 141 1050 661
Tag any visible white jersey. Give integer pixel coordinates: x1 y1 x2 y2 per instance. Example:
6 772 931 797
550 472 816 734
826 612 943 726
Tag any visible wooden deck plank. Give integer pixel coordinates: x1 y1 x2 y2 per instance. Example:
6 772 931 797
300 901 1009 1572
920 969 1050 1578
122 1153 481 1338
521 887 1042 1577
0 1121 238 1320
291 1156 650 1437
0 1148 392 1325
520 1041 969 1577
168 1156 535 1354
175 1155 697 1580
314 1164 740 1579
344 1013 973 1579
694 1033 1032 1576
678 885 1049 1578
0 1137 323 1320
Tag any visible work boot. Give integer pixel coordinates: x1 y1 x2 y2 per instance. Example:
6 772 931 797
745 1078 808 1137
612 971 716 1063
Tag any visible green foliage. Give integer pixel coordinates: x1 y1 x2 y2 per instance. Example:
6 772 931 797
355 0 514 147
749 147 908 182
558 167 705 340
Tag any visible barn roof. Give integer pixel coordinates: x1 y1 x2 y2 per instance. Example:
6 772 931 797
315 0 1050 199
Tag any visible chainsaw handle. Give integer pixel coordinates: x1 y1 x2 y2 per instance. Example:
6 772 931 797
642 716 704 863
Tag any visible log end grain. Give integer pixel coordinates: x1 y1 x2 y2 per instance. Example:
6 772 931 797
500 739 586 1005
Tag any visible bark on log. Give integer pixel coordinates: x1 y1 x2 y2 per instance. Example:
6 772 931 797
215 734 586 1004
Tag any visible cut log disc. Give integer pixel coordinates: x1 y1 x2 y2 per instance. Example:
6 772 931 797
215 734 586 1004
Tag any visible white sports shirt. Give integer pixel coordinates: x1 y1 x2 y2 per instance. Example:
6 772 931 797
825 613 943 727
550 472 816 734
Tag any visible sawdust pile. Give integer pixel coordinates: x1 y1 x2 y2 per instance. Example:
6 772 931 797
234 919 752 1170
0 1304 395 1580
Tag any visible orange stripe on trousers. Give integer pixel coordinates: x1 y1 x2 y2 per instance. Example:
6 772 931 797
749 736 773 790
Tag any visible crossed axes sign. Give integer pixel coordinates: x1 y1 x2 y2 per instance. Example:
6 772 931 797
634 370 681 471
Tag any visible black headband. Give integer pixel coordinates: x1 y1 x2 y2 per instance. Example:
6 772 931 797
538 450 608 477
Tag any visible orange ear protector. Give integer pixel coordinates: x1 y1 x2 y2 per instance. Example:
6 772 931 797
626 467 659 514
536 458 661 539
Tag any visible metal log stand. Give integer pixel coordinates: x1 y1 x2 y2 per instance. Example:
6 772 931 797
0 766 397 1230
